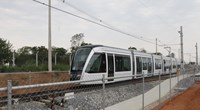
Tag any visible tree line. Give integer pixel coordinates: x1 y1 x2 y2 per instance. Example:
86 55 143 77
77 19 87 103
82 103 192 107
0 39 69 66
0 33 89 72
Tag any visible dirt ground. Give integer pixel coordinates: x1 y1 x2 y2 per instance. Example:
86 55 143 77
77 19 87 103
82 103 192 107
154 83 200 110
0 72 70 96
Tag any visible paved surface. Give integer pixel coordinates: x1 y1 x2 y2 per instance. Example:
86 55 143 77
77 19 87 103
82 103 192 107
105 73 197 110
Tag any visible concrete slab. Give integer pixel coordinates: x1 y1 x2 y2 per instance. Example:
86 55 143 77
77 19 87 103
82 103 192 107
106 73 199 110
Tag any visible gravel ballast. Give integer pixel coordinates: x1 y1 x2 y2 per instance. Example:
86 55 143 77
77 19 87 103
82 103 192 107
55 81 161 110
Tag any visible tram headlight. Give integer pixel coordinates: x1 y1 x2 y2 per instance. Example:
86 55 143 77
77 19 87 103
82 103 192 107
77 74 81 78
70 71 82 80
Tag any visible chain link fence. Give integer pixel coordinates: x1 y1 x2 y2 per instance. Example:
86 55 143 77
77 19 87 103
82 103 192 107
0 68 199 110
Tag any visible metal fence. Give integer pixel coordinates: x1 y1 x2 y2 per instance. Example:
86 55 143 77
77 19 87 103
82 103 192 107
0 68 199 110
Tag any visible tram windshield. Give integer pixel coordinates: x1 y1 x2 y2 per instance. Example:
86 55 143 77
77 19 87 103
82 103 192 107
71 48 92 72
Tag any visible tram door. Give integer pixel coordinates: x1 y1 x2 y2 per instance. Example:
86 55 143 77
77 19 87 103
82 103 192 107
142 57 148 75
107 54 114 81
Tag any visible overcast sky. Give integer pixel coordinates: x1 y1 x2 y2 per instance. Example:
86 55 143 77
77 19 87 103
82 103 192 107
1 0 200 63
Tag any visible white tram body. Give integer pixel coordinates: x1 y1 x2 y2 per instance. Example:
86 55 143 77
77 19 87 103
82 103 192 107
172 58 177 73
162 56 171 74
70 45 178 84
133 51 153 78
152 55 163 75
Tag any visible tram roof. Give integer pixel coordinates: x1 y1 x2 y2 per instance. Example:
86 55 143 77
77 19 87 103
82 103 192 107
79 45 103 49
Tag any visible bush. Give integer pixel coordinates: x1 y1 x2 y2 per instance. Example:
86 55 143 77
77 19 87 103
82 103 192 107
53 64 69 71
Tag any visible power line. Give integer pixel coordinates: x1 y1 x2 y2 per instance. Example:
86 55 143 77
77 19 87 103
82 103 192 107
160 43 180 46
33 0 157 45
157 39 179 53
158 40 179 47
56 0 103 23
136 0 182 54
33 0 181 56
55 0 156 43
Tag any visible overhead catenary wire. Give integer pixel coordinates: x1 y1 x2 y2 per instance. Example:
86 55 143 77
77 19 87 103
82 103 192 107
56 0 103 23
136 0 182 51
57 0 185 55
159 43 180 46
33 0 183 57
33 0 160 46
135 0 188 57
157 39 179 54
56 0 158 42
157 38 180 47
57 1 196 59
55 0 124 34
55 0 182 50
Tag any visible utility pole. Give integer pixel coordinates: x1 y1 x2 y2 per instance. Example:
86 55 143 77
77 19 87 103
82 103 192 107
156 38 158 55
12 50 15 67
48 0 52 72
178 49 181 61
196 43 198 65
36 51 39 67
69 53 72 74
55 52 57 65
178 26 184 69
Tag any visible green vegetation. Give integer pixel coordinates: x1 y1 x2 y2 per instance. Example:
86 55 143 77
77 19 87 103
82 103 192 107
70 33 92 53
0 37 71 72
15 46 70 66
0 34 92 73
0 38 13 65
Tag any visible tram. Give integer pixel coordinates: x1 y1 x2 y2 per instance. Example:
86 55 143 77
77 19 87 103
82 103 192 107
70 45 178 84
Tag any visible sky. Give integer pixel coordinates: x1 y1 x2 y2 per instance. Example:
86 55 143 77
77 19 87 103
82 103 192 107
0 0 200 63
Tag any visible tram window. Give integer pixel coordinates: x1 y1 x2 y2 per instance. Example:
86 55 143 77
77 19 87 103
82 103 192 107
164 60 169 70
155 59 161 69
136 57 142 73
71 48 91 71
142 57 147 70
173 61 176 68
85 53 106 73
148 58 152 73
167 60 171 67
115 55 131 72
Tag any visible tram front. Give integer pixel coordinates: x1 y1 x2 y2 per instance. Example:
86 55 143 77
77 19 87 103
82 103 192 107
70 46 92 80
